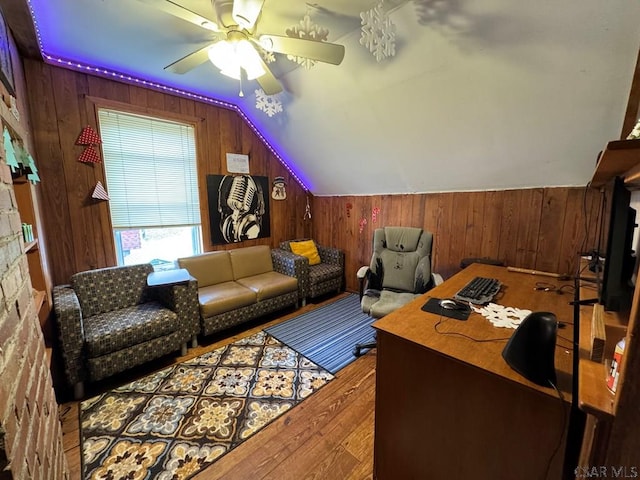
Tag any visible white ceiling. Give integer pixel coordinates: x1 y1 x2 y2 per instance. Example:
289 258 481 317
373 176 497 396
26 0 640 195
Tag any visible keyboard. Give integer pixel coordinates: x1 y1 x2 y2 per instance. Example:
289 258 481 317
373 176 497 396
454 276 501 304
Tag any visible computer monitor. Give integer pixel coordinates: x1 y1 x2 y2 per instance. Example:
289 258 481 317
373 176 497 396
600 176 637 312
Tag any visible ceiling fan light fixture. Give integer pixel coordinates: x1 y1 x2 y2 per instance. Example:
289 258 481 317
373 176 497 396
156 0 343 96
236 40 265 79
208 39 265 81
208 41 238 76
219 66 241 80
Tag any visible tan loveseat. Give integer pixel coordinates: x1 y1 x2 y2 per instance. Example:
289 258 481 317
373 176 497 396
178 245 300 336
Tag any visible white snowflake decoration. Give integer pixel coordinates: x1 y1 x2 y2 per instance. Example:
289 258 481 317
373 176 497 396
471 303 532 329
285 12 330 70
256 45 276 64
360 2 396 62
255 89 283 117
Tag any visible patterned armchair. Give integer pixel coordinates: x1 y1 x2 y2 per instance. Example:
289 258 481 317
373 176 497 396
277 239 344 305
53 264 199 399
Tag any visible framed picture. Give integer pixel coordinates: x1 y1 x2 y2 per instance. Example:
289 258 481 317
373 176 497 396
0 7 15 97
206 174 271 245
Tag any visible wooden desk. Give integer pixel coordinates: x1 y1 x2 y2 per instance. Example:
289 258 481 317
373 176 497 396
373 263 575 480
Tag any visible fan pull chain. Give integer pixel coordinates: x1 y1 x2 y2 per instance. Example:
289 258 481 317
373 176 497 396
238 75 244 97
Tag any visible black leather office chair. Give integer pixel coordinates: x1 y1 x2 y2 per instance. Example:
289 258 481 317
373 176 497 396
354 226 441 356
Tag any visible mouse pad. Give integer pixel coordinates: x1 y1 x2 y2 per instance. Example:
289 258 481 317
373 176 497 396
421 297 470 321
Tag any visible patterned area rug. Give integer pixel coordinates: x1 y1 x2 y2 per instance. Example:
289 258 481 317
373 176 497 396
80 331 334 479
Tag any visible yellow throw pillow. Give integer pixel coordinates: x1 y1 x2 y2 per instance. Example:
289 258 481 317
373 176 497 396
290 240 321 265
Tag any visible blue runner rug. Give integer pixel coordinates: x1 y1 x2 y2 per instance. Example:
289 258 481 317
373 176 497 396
265 294 376 374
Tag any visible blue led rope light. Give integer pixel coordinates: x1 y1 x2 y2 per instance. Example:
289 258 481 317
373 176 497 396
25 0 310 192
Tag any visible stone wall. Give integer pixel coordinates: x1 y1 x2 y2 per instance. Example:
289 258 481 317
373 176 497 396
0 150 68 479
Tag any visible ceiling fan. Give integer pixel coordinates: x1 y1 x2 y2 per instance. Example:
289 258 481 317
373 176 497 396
137 0 346 95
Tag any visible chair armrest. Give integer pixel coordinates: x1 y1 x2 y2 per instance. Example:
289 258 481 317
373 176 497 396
432 273 444 286
357 266 371 300
357 266 370 279
53 285 85 388
278 240 292 252
317 244 344 267
148 279 200 340
272 248 310 300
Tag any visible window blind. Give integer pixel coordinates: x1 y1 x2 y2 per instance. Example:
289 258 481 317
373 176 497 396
98 109 201 228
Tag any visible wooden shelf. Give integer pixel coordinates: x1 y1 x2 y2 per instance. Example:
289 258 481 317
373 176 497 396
591 139 640 187
24 238 38 253
579 358 616 419
580 136 640 467
577 276 626 420
12 174 29 184
578 259 629 362
11 161 53 345
0 95 26 141
33 289 45 314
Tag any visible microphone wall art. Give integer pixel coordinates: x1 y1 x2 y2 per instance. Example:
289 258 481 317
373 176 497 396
206 174 271 245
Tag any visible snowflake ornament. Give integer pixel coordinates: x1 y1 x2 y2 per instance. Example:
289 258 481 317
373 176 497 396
360 2 396 62
256 45 276 64
255 89 283 117
285 12 330 70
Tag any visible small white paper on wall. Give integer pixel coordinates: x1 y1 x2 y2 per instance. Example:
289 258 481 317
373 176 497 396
226 153 250 174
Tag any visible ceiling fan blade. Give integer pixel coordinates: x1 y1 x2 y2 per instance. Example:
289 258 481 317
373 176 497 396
259 35 345 65
165 44 212 74
136 0 219 31
232 0 265 30
255 58 283 95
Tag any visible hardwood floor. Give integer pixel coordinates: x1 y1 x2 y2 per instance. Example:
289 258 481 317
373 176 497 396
58 294 376 480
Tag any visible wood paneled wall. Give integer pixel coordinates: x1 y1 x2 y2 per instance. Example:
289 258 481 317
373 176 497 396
312 188 603 292
22 61 603 292
23 60 311 285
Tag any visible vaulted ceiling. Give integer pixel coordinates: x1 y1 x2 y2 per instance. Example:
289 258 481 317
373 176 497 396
5 0 640 195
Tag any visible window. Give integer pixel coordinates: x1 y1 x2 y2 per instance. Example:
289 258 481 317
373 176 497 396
98 109 201 270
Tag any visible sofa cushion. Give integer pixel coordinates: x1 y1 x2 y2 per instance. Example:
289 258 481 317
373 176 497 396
237 272 298 301
83 301 178 357
290 240 321 265
309 263 342 284
363 290 421 319
198 281 257 317
71 264 153 318
229 245 273 280
178 251 233 288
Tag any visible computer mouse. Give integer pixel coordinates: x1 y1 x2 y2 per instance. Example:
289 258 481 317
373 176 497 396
439 299 467 311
